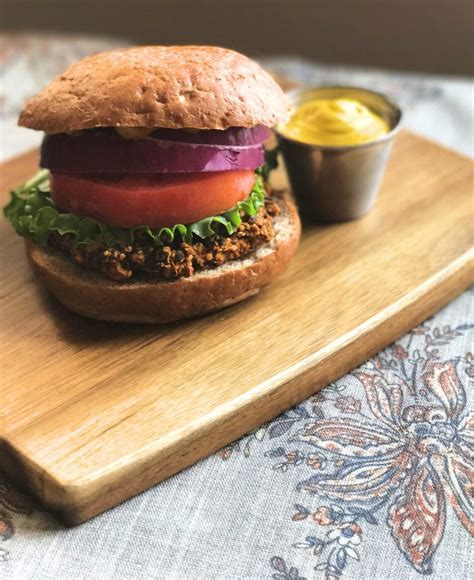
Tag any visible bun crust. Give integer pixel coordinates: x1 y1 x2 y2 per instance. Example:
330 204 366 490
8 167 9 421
19 46 289 133
25 194 300 323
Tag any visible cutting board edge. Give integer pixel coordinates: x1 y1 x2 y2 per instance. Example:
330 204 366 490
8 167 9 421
2 247 472 525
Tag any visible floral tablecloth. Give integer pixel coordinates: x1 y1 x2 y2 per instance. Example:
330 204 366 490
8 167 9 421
1 35 473 580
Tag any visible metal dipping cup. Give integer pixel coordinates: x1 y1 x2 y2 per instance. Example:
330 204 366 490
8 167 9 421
276 87 402 222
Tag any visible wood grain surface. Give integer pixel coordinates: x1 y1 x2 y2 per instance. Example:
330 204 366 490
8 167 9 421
0 131 473 525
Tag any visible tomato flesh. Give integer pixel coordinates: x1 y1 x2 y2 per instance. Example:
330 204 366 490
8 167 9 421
50 170 255 228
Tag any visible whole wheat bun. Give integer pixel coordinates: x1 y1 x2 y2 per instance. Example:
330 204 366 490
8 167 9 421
19 46 289 134
25 193 300 323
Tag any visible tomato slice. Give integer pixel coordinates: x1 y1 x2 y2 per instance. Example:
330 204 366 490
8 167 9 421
50 170 255 228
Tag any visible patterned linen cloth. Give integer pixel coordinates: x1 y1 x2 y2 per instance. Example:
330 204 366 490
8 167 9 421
1 35 473 580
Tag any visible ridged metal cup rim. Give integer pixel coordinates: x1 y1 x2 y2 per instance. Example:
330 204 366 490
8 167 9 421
275 85 403 152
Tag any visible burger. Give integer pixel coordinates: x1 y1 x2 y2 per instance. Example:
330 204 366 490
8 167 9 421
4 46 301 323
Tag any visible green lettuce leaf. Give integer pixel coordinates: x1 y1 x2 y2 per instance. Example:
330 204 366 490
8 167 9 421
3 170 266 247
256 146 279 181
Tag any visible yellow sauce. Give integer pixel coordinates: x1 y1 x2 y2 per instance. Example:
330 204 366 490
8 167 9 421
116 127 155 139
279 98 389 147
115 127 201 139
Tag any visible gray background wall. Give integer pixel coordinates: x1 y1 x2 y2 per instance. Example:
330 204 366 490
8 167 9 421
1 0 472 75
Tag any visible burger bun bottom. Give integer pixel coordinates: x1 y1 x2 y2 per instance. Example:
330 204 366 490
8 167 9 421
25 192 301 323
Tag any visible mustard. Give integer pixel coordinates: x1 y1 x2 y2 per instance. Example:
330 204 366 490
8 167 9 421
116 127 155 139
279 98 389 147
115 127 200 139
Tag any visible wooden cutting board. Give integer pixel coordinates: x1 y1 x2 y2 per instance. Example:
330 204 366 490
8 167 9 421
0 131 473 525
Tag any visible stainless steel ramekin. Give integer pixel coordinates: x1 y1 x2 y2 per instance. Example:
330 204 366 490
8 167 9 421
276 86 402 222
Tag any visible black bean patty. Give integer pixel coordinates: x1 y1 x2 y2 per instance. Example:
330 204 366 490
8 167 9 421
49 197 280 281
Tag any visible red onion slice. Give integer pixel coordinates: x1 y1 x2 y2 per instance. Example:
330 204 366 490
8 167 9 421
40 133 265 173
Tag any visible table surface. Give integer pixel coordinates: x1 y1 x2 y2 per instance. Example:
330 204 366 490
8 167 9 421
0 34 473 580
